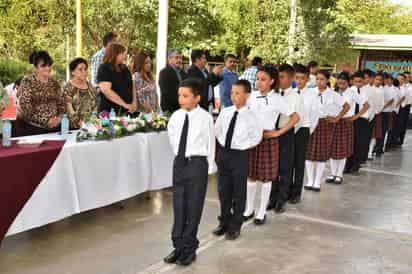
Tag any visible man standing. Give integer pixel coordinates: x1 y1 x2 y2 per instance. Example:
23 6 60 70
91 32 118 88
239 56 262 91
187 49 223 111
219 54 238 109
159 49 187 113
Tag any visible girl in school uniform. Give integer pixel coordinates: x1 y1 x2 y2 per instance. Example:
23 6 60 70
327 72 364 184
305 70 350 192
243 65 299 225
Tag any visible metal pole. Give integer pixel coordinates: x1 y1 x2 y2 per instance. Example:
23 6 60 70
156 0 169 100
288 0 298 63
76 0 83 57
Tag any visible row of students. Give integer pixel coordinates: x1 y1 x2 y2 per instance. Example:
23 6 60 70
163 67 411 266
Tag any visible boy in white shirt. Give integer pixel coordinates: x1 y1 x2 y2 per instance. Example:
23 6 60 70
213 80 262 240
165 78 215 266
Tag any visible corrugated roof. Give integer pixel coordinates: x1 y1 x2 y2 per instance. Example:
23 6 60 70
351 34 412 51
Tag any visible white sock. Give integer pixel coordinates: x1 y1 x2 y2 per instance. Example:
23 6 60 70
337 159 347 178
314 162 326 188
330 159 338 176
305 160 315 187
369 138 376 157
257 182 272 220
244 181 257 216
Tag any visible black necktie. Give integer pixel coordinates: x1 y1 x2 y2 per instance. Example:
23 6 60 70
355 88 360 114
177 114 189 159
319 93 323 104
225 111 238 149
297 90 301 95
280 90 285 96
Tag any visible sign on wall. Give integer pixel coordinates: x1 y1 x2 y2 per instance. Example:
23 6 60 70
364 61 412 76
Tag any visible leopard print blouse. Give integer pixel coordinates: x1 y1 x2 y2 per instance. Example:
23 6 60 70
17 74 65 128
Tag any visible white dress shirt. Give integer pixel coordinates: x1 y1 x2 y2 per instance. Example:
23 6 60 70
393 86 401 113
247 89 293 130
215 105 262 150
383 85 396 112
350 86 373 120
167 106 215 173
278 87 303 131
316 87 346 118
340 87 365 118
400 84 410 107
295 87 321 134
372 85 385 115
406 83 412 106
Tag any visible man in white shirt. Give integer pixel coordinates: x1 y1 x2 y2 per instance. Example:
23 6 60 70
289 64 320 203
213 80 262 240
345 71 371 173
368 72 386 158
396 73 411 146
268 64 301 213
165 78 215 266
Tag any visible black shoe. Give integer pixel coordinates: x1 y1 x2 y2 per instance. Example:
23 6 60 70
375 151 383 157
243 212 255 222
333 177 343 185
289 196 301 204
274 203 286 214
304 185 313 191
254 215 266 225
176 253 197 266
325 176 336 184
312 187 321 192
212 225 227 236
266 201 276 210
164 249 181 264
225 230 240 240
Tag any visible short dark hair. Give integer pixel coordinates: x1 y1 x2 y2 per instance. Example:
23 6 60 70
393 78 400 87
337 72 350 82
233 79 252 94
351 71 364 79
29 50 53 67
252 57 263 66
363 69 376 78
179 78 203 97
403 71 410 76
14 77 22 87
294 64 308 75
383 72 393 80
69 57 88 74
258 65 279 90
278 63 295 76
191 49 206 63
398 73 406 78
376 71 385 79
224 54 236 61
103 32 117 47
308 61 318 68
317 69 330 79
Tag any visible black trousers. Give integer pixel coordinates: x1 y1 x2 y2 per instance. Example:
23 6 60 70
399 105 411 145
388 112 401 146
375 112 390 153
290 127 310 199
216 146 248 232
172 156 208 255
270 128 295 206
346 118 369 171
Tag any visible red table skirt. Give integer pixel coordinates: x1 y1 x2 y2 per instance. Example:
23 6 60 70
0 140 65 244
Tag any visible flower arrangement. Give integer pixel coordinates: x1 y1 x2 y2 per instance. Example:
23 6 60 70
76 111 169 142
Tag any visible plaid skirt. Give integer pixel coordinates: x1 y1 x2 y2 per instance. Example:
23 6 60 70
330 119 354 160
306 118 336 162
372 113 383 139
248 138 279 182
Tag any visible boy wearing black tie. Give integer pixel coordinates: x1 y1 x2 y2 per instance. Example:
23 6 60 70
213 80 262 240
164 78 215 266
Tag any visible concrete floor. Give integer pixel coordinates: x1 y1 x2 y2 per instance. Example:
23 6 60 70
2 137 412 274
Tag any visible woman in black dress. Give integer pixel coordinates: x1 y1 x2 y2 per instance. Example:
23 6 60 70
97 43 137 115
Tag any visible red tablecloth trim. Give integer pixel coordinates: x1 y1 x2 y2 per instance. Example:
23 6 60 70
0 140 65 244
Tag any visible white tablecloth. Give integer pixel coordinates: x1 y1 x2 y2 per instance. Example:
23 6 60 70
7 131 174 236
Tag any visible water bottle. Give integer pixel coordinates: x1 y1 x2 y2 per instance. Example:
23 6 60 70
91 111 97 120
208 102 214 114
61 114 70 137
109 108 116 120
2 119 12 147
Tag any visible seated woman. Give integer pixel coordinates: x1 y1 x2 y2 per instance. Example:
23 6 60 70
63 58 97 129
131 52 159 114
0 82 9 132
16 50 65 136
97 43 137 116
